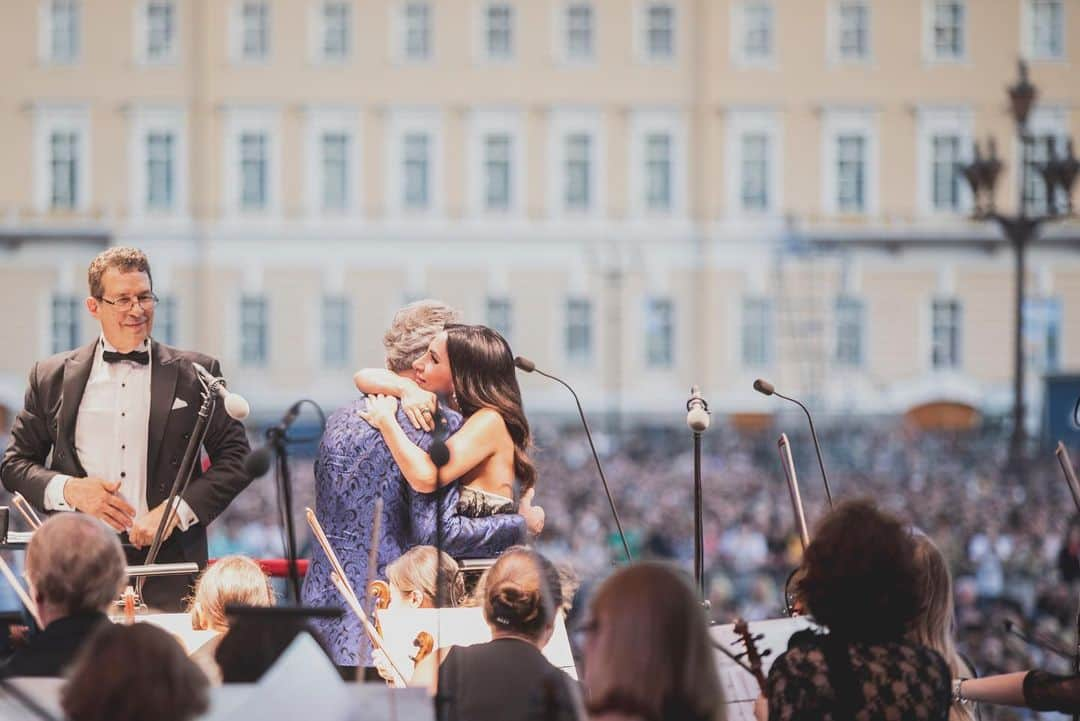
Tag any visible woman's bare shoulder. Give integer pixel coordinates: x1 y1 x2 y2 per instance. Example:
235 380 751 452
464 406 508 431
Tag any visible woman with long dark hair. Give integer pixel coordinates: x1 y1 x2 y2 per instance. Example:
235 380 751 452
357 323 537 519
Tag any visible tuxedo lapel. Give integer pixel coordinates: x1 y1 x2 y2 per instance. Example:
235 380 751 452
147 342 180 479
57 341 97 477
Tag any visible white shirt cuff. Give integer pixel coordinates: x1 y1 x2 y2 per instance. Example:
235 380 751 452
44 474 74 511
173 498 200 531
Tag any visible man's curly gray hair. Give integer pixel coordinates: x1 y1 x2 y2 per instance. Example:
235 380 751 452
383 300 460 373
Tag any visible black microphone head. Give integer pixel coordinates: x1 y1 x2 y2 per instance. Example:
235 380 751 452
429 440 450 468
753 378 775 396
514 356 536 373
1002 619 1014 633
244 446 274 478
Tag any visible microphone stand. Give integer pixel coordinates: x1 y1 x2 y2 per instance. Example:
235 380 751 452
771 389 833 509
1053 441 1080 719
136 384 215 602
270 430 302 604
692 418 706 602
430 410 450 721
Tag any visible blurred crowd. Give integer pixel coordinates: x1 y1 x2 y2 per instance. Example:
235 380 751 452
205 417 1080 690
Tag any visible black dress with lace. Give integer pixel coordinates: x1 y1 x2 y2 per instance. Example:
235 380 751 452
765 633 952 721
1023 670 1080 713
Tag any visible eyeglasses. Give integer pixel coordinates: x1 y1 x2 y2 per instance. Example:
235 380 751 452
97 293 159 312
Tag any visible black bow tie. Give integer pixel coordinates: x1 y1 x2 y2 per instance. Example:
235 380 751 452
102 349 150 365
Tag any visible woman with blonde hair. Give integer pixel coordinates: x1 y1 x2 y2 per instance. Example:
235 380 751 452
910 533 976 721
385 545 464 609
583 562 724 721
186 555 275 682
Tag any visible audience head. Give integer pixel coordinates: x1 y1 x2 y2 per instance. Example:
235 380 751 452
61 622 209 721
188 555 275 632
481 548 563 646
583 562 724 721
25 514 126 623
383 299 460 373
798 499 921 642
385 545 463 608
215 615 331 683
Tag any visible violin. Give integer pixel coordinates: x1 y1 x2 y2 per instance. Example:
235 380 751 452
733 617 770 693
122 585 137 625
368 579 391 635
411 630 435 667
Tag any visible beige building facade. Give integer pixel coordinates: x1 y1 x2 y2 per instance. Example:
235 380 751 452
0 0 1078 425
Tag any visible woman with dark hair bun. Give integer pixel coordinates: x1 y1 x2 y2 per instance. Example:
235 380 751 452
410 548 583 721
757 499 953 721
359 323 542 527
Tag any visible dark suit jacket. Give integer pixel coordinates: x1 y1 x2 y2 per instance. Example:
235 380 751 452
0 340 252 610
0 611 108 678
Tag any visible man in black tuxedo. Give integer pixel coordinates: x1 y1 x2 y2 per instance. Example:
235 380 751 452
0 247 251 610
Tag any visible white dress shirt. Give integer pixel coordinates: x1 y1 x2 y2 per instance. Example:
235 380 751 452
45 337 199 530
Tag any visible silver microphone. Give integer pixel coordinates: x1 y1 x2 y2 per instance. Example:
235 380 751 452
686 386 711 432
778 433 811 550
192 362 250 420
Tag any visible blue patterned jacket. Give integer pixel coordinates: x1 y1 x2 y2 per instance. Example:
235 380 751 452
300 398 526 666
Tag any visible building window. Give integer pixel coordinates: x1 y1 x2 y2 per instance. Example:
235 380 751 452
565 133 592 211
931 298 961 369
836 134 866 213
1028 0 1064 60
322 295 350 367
403 2 431 61
930 135 962 211
565 3 594 60
240 295 268 366
836 1 869 60
49 131 79 210
48 0 80 63
740 133 770 212
240 1 270 60
155 295 177 345
742 2 773 61
645 133 672 212
321 1 350 61
1024 297 1062 372
240 132 268 210
321 132 349 211
403 132 430 210
931 0 965 60
565 297 593 365
486 296 513 342
485 3 513 60
742 297 773 367
645 3 675 60
835 296 864 367
51 294 80 353
1026 133 1068 215
145 0 176 62
145 132 175 210
484 133 512 211
645 297 674 368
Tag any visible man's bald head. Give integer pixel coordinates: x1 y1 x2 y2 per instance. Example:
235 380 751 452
26 514 126 617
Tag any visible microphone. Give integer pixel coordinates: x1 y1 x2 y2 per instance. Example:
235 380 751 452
514 355 632 562
429 408 451 468
244 400 308 479
192 362 250 420
753 378 833 509
686 386 710 432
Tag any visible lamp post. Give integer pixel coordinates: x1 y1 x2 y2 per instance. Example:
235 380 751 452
961 61 1078 471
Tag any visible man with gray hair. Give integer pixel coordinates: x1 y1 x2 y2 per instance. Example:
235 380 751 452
2 514 126 677
301 300 538 667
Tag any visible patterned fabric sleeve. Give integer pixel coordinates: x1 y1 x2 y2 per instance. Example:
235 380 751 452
1023 670 1080 713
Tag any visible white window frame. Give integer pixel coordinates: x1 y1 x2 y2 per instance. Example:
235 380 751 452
834 294 865 368
930 296 962 370
477 2 515 63
548 108 605 220
33 104 91 213
828 0 872 65
394 1 434 64
821 108 878 217
558 1 595 64
915 106 973 217
223 107 281 219
1022 0 1066 61
386 109 443 218
135 0 179 65
310 1 353 64
644 296 676 369
485 296 514 344
628 110 686 220
50 293 82 353
321 294 352 368
230 0 271 64
238 293 270 368
923 0 967 63
38 0 80 65
731 1 775 67
725 109 783 218
304 107 362 218
564 296 594 368
635 1 677 63
128 105 188 220
468 109 525 219
741 296 773 368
